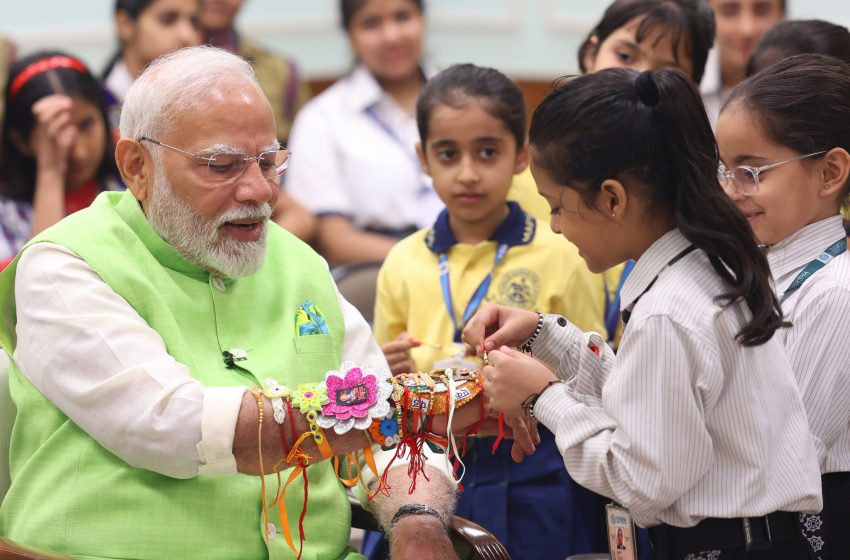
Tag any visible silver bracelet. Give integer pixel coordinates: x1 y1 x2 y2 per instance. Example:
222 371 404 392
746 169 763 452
519 312 544 354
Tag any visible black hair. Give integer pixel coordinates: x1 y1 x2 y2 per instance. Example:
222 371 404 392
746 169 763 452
102 0 156 78
747 20 850 76
728 53 850 201
416 63 526 149
340 0 424 30
1 51 118 203
530 68 782 346
578 0 715 83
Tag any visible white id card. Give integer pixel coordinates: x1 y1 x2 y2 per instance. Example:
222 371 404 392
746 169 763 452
606 503 638 560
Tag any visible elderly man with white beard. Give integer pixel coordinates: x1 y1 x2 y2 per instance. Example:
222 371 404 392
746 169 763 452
0 47 479 560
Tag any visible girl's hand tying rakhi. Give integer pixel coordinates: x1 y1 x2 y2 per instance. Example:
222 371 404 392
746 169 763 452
482 346 558 419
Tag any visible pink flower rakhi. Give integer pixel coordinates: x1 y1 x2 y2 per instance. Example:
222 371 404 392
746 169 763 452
316 361 392 434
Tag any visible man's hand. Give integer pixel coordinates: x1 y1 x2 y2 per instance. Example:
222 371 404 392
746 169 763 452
389 515 456 560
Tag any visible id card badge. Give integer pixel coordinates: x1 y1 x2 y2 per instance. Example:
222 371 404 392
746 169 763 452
433 355 478 370
606 503 638 560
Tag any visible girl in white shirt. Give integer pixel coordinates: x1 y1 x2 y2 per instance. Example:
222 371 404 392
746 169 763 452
464 68 822 559
717 53 850 560
285 0 443 266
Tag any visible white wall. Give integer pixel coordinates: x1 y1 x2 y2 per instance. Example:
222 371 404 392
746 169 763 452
6 0 850 79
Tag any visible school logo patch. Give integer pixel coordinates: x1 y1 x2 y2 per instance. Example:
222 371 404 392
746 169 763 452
495 268 540 310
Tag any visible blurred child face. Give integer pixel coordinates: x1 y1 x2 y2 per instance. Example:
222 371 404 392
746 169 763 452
583 16 695 79
417 99 528 232
709 0 784 81
119 0 201 68
31 97 108 191
199 0 243 32
348 0 424 83
717 102 830 245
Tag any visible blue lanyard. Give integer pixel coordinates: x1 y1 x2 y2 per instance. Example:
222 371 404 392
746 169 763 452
602 260 635 343
364 106 431 197
439 243 509 343
780 237 847 302
622 245 696 326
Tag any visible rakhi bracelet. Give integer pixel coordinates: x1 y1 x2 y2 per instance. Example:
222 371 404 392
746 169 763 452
393 368 484 415
316 361 393 435
264 379 291 425
248 387 272 542
519 312 544 354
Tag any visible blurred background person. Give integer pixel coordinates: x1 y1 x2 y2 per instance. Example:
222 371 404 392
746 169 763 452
745 18 850 241
285 0 443 266
0 51 121 268
199 0 310 144
701 0 785 126
0 34 16 126
747 18 850 73
102 0 201 127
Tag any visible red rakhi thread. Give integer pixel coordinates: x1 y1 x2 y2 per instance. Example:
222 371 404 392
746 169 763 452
491 413 506 454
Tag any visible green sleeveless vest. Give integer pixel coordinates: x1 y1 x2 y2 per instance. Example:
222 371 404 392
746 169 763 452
0 191 363 560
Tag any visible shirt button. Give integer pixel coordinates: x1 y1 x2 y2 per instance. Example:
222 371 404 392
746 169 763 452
212 277 226 292
557 317 567 327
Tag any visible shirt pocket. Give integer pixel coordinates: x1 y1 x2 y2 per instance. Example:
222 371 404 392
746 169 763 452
293 333 337 354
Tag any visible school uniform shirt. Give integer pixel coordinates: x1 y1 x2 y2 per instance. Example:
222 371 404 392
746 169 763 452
0 197 32 265
102 59 135 131
700 48 730 130
768 215 850 474
285 64 443 233
528 228 823 528
374 201 607 367
0 180 115 267
373 201 610 558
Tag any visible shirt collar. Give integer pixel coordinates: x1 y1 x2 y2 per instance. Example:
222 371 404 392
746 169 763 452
699 47 723 96
766 215 846 282
103 59 135 103
346 63 439 113
425 201 536 254
620 228 693 311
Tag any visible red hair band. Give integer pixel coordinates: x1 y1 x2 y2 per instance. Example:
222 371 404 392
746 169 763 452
8 55 89 101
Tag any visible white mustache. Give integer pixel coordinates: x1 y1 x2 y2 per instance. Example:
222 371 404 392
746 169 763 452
216 203 273 227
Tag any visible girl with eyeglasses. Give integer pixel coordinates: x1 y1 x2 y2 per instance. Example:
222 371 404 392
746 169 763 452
464 67 822 559
717 53 850 560
0 51 122 269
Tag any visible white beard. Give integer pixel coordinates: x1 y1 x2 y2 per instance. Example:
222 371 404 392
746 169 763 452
145 169 272 278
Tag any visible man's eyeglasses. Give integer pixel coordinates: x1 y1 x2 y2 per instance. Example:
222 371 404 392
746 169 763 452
718 150 826 196
138 137 292 183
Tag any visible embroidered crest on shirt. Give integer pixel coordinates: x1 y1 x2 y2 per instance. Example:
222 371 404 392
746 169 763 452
495 268 540 310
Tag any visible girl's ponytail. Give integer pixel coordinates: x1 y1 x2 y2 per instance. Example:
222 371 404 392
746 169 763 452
647 70 783 345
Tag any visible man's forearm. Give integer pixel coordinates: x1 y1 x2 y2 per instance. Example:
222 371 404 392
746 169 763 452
233 388 486 475
233 390 370 475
